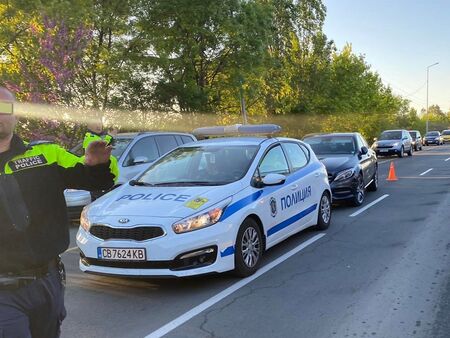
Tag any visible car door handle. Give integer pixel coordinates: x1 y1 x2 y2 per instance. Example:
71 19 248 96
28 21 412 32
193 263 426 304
291 184 299 190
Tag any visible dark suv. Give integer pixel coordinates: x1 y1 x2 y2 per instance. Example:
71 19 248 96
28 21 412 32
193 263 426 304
424 131 443 146
304 133 378 206
408 130 423 151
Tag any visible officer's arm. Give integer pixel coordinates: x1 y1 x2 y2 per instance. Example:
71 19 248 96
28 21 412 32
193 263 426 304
54 145 118 191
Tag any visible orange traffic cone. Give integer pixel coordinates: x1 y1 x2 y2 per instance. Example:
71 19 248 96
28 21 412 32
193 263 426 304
386 161 398 181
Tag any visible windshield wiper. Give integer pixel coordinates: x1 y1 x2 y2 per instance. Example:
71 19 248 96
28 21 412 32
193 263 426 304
151 181 219 186
129 180 153 187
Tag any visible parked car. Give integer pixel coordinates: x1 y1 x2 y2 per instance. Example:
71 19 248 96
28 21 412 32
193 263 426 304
371 129 413 157
424 131 443 146
408 130 423 151
304 133 378 206
441 130 450 143
65 132 197 220
77 125 332 277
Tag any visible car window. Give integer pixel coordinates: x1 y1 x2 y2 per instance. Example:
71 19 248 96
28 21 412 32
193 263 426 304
111 138 133 159
181 135 194 144
359 135 369 148
123 136 159 167
258 145 289 177
409 131 417 139
442 130 450 135
283 143 308 171
155 135 178 155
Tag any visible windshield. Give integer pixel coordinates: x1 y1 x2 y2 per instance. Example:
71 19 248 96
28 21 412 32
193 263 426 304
426 131 439 137
304 136 356 155
409 131 417 140
137 145 259 186
442 130 450 135
111 138 133 159
379 131 402 140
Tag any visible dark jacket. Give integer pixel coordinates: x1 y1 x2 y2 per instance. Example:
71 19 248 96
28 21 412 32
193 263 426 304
0 134 117 273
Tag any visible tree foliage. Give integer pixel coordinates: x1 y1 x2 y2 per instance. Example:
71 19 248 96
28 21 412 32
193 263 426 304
0 0 425 143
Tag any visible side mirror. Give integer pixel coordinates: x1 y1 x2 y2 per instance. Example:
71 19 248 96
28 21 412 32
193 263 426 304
262 173 286 186
360 146 369 155
132 156 148 165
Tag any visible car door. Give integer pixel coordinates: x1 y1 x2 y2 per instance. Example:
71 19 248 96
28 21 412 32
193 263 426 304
403 130 412 151
121 136 160 182
254 144 294 245
281 141 318 226
357 134 374 185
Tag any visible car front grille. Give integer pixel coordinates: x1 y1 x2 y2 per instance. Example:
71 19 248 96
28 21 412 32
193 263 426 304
376 145 393 149
89 225 165 241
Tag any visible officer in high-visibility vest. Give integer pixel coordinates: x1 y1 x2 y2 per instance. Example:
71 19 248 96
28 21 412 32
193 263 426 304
0 87 118 337
82 120 114 150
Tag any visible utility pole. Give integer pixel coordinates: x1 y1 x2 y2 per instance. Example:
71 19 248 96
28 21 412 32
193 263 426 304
426 62 439 133
239 78 248 124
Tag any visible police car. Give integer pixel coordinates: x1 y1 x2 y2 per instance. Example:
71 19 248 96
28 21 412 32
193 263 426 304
77 125 332 277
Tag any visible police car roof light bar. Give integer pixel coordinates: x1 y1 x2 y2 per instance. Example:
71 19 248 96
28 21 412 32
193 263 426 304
193 124 282 139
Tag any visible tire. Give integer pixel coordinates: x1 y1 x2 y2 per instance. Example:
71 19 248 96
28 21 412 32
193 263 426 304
407 146 413 156
367 166 378 192
398 146 404 158
352 174 365 206
234 218 263 277
314 191 331 230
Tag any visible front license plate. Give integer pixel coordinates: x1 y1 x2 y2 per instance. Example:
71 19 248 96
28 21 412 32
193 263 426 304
97 247 146 261
380 149 389 152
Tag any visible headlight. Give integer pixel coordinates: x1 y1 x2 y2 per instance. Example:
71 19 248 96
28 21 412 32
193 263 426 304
172 198 231 234
334 168 355 181
80 206 91 232
392 142 399 146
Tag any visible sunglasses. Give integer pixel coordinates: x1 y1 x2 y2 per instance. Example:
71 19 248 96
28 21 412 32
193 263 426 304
0 101 13 115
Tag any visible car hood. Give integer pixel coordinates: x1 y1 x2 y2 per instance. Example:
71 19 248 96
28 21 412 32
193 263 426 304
318 155 357 175
376 139 401 146
88 182 244 218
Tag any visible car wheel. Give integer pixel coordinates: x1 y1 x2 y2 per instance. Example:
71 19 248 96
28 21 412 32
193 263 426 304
367 166 378 192
398 146 404 158
352 174 365 206
314 191 331 230
234 218 263 277
408 146 413 156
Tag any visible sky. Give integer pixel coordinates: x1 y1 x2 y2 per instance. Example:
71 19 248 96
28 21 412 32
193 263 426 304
323 0 450 113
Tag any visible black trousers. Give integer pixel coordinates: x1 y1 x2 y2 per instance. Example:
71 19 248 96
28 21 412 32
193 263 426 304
0 266 66 338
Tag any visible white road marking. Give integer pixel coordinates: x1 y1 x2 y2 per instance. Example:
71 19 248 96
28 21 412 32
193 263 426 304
144 233 326 338
64 246 79 253
419 168 433 176
349 194 390 218
445 158 450 162
378 160 391 164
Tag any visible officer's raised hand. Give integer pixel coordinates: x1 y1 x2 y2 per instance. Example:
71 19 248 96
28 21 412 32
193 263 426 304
84 140 112 166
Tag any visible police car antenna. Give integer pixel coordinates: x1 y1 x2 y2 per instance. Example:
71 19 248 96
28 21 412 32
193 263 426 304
193 124 282 139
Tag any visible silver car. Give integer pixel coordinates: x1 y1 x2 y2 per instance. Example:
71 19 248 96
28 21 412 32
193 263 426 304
372 129 413 158
65 131 196 220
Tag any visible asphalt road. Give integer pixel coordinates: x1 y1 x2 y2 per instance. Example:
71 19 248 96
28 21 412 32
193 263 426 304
61 144 450 338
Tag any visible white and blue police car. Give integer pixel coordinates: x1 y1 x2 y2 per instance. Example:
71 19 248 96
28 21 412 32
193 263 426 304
77 125 332 277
